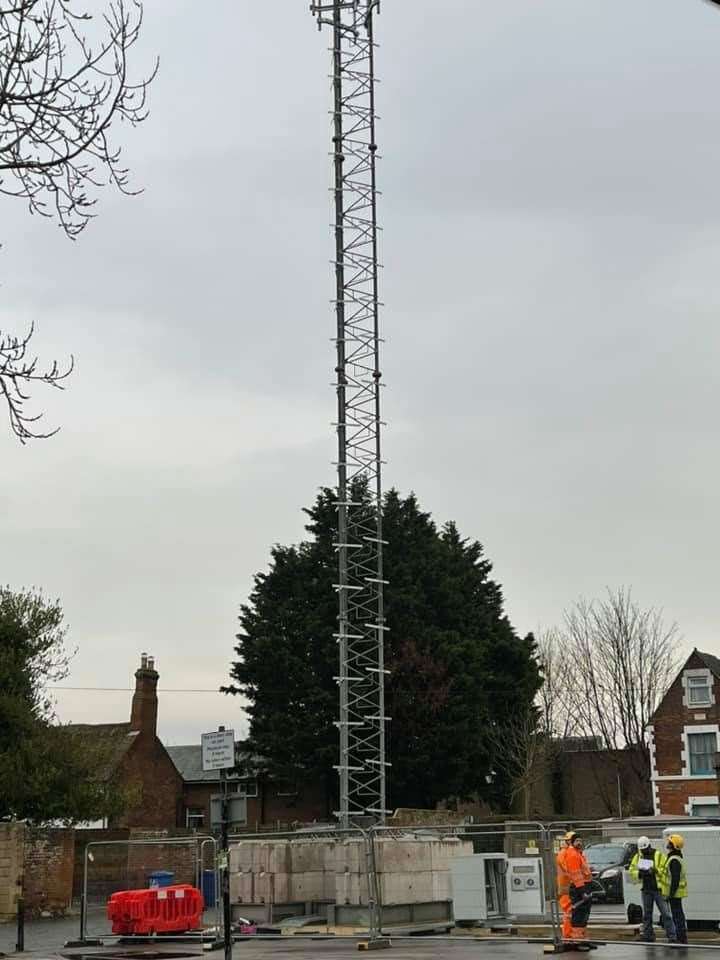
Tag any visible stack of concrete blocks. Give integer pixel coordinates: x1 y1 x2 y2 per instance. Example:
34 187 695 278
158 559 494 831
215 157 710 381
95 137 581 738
335 837 472 906
229 835 472 912
229 839 335 905
290 840 336 902
230 839 290 905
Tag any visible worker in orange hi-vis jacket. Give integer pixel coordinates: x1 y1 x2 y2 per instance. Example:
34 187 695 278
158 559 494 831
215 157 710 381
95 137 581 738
556 832 593 942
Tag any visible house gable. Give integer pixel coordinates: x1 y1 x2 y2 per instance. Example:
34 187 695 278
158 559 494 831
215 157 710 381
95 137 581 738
649 649 720 816
113 731 183 830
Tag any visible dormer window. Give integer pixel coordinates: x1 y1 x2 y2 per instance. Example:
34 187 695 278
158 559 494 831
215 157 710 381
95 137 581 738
688 674 712 706
682 668 714 709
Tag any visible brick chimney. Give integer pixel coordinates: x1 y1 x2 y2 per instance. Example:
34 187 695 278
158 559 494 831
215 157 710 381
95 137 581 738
130 652 159 737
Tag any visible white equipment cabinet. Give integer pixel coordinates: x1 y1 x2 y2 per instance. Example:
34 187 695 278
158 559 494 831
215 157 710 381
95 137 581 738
450 853 544 924
664 826 720 924
451 854 507 923
507 857 545 916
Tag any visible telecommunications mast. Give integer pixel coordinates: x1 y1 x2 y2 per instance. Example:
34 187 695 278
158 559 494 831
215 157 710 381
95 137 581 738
309 0 388 827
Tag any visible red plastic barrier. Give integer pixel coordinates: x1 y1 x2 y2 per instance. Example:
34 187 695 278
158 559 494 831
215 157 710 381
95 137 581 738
107 884 204 935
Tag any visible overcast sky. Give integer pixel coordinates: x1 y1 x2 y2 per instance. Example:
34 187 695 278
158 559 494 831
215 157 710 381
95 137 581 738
2 0 720 745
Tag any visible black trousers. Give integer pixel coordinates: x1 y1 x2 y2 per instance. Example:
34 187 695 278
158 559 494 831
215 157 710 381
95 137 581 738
669 898 687 944
570 884 592 929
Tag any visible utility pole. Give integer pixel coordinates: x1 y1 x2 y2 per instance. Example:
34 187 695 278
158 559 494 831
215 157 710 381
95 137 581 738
219 727 231 960
310 0 389 829
202 726 234 960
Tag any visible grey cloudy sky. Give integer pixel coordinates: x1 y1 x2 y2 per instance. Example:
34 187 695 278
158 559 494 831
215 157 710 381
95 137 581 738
2 0 720 745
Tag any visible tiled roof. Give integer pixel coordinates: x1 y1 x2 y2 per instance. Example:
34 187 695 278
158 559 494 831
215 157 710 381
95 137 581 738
698 650 720 678
64 722 138 779
166 744 259 783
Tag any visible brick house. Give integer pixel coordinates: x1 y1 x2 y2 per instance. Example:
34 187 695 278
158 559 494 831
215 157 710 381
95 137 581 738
72 654 327 831
166 744 328 832
649 649 720 817
69 654 184 828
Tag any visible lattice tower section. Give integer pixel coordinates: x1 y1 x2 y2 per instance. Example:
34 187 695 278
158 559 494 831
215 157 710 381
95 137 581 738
310 0 388 827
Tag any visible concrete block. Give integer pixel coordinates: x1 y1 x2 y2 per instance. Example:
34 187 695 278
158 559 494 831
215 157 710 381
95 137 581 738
290 870 327 902
431 870 452 902
229 845 247 873
267 841 291 874
290 840 335 874
248 871 290 904
375 839 432 873
335 839 365 874
230 840 291 875
429 838 473 872
230 872 255 904
379 870 433 906
336 870 369 905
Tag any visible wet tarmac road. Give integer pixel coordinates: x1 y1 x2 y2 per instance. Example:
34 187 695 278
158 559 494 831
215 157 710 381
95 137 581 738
52 941 720 960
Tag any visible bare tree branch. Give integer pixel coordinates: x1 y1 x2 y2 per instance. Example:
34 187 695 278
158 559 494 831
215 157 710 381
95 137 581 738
0 324 72 441
1 0 156 238
0 0 155 440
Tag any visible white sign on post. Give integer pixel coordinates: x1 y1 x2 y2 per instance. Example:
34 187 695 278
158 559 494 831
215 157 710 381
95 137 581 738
201 729 235 771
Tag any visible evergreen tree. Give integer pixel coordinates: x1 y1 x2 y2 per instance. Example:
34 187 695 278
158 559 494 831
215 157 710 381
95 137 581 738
226 487 540 812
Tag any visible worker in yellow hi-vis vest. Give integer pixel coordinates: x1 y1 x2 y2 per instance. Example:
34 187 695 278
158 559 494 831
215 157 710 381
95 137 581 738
628 837 677 943
666 834 688 944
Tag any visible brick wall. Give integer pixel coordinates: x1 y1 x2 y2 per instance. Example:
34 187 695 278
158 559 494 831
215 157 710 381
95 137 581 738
23 829 75 916
560 748 652 817
262 778 328 826
74 828 203 902
657 778 718 816
112 734 183 830
73 829 130 901
182 779 328 834
125 830 198 890
0 822 24 923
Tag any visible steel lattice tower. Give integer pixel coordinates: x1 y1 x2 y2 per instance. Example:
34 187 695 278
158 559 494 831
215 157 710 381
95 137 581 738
310 0 388 827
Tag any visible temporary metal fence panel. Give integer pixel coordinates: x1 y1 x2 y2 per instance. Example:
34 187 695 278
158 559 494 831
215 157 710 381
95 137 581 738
366 817 720 933
226 826 379 939
367 821 548 933
79 835 219 946
73 817 720 949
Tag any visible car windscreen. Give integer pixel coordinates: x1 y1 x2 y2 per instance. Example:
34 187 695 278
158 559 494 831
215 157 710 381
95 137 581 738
586 845 624 867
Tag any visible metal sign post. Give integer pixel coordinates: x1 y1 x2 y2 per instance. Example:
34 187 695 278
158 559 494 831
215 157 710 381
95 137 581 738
202 727 234 960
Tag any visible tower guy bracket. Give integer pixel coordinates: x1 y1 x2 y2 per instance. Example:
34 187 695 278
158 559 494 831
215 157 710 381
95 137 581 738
310 0 389 828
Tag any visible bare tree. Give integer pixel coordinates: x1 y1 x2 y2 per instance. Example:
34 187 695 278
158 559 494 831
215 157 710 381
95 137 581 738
488 709 555 819
536 627 574 742
1 0 156 440
555 587 681 781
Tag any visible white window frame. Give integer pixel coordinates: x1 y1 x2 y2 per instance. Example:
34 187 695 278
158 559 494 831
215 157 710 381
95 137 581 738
186 807 205 829
681 724 719 777
685 795 720 816
229 780 258 798
682 669 715 708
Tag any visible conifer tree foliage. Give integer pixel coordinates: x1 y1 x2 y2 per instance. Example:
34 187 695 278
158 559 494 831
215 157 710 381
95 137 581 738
226 486 540 813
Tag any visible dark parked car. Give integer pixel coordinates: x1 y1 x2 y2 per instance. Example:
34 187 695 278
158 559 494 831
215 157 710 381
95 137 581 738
585 841 637 904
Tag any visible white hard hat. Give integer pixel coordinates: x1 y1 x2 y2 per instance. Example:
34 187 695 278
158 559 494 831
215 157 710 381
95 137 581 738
637 836 651 849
